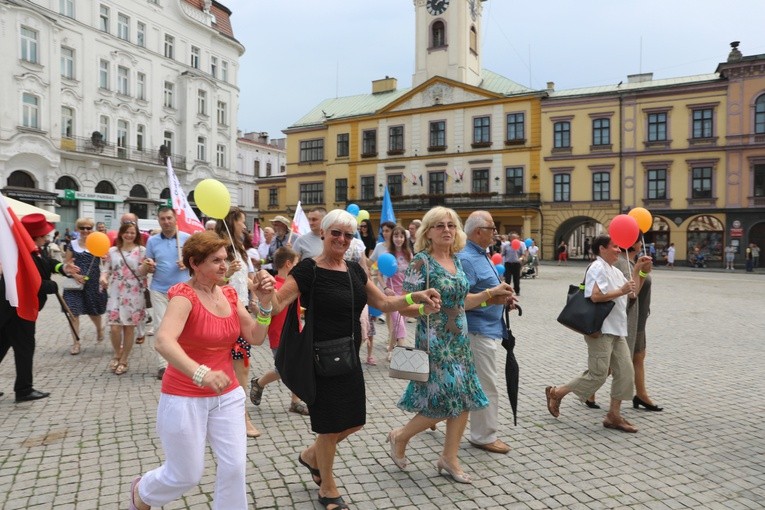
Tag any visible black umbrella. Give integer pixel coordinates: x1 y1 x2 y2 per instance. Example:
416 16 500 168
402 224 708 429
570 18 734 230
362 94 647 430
501 304 522 426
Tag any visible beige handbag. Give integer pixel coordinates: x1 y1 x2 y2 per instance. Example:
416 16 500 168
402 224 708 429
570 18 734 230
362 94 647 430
389 257 431 383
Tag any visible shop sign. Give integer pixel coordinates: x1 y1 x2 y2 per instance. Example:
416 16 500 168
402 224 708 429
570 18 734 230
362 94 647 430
730 220 743 238
57 190 123 202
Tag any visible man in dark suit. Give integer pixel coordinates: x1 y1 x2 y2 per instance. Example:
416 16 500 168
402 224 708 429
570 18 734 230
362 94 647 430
0 213 71 402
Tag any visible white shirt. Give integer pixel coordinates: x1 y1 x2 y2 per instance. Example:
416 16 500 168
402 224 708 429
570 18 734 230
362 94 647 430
584 256 628 337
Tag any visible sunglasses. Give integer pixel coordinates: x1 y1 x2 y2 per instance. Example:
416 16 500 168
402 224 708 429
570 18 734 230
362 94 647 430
329 229 355 241
122 221 137 225
78 226 93 231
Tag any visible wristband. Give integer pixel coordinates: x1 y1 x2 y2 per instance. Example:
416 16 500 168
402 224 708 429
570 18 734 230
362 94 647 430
418 304 426 316
192 364 211 387
54 262 63 274
480 301 488 308
257 303 273 315
405 293 415 305
638 270 648 278
256 314 272 325
485 289 493 299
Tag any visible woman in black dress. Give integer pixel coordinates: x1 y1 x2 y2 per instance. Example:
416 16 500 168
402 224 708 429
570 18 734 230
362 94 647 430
271 209 440 510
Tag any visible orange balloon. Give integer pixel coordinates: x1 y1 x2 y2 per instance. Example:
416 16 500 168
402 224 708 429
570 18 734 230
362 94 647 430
85 231 111 257
628 207 653 233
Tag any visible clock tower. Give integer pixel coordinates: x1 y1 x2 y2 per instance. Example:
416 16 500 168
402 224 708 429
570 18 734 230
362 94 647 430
412 0 485 88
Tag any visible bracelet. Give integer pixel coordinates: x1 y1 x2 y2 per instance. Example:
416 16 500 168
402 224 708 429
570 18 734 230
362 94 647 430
192 364 211 387
480 301 488 308
418 304 426 316
55 262 63 274
405 293 415 305
638 270 648 278
485 289 493 299
257 303 273 315
256 314 272 325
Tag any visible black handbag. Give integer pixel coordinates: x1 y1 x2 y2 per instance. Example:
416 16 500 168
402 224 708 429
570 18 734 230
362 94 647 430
313 267 359 377
275 286 317 406
557 265 615 336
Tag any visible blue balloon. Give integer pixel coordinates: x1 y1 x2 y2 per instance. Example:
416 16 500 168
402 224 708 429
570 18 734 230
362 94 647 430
346 203 360 216
368 306 383 318
525 238 533 248
378 252 398 278
495 264 506 276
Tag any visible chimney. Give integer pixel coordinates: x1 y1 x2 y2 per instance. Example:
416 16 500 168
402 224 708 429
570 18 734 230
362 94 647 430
627 73 653 84
727 41 743 63
258 132 269 144
372 76 397 94
546 81 555 91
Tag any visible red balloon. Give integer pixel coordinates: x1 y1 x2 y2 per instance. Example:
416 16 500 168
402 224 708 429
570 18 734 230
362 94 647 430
107 230 119 246
608 215 640 249
511 239 522 250
491 253 502 265
141 232 149 245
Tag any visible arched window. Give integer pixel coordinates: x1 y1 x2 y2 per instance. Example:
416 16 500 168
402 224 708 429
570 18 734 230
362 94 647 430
431 21 446 48
160 188 170 200
55 176 79 191
130 184 148 198
95 180 116 211
470 26 477 54
755 95 765 134
687 215 724 262
7 170 35 188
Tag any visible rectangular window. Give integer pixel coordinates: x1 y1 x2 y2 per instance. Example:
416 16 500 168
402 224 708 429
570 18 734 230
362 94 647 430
337 133 349 157
117 13 129 41
137 73 146 100
163 81 174 108
210 56 218 78
429 171 446 195
197 136 206 161
99 60 109 89
136 124 145 151
505 167 523 195
61 106 73 137
473 116 491 144
691 167 712 198
266 162 273 176
163 130 173 154
253 160 260 174
387 174 403 196
22 93 39 129
692 108 713 139
216 101 227 125
190 46 200 69
268 188 278 207
647 169 667 199
553 121 571 148
60 46 74 79
472 169 489 193
216 144 226 167
429 121 446 148
754 165 765 197
362 129 377 156
197 89 206 115
117 120 128 158
20 27 38 63
506 112 525 141
647 112 667 141
388 126 404 152
360 176 375 200
299 183 324 205
99 115 109 141
299 139 324 162
221 60 228 82
553 173 571 202
335 178 348 203
164 34 174 59
593 172 610 201
592 118 610 146
99 5 109 32
60 0 74 17
117 66 129 95
756 102 765 134
136 22 146 47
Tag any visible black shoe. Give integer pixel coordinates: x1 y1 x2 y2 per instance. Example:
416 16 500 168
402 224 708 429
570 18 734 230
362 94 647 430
584 400 601 409
15 390 50 403
157 367 166 380
633 396 663 412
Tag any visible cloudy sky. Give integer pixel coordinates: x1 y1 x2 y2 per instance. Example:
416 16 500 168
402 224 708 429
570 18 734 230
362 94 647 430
225 0 764 138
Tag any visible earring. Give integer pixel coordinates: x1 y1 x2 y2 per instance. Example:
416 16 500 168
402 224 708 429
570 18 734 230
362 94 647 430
320 236 324 240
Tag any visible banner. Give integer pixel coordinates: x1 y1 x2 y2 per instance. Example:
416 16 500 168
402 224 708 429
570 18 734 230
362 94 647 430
291 201 310 237
166 159 204 234
378 186 396 242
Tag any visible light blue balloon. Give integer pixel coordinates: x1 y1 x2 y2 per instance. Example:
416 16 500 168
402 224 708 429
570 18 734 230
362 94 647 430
495 264 506 276
525 238 533 248
346 203 360 216
368 306 383 318
378 252 398 278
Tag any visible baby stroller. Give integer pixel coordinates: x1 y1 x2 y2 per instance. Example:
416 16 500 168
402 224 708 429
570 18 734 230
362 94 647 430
521 257 536 278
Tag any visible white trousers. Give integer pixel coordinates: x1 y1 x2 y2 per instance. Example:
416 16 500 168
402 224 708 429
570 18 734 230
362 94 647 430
149 290 170 370
139 387 247 509
468 333 501 445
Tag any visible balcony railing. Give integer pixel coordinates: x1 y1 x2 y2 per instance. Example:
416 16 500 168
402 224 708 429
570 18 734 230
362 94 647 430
351 192 541 211
59 135 187 170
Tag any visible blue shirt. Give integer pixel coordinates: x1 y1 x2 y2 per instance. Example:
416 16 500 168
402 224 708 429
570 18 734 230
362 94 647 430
145 231 190 293
458 240 506 339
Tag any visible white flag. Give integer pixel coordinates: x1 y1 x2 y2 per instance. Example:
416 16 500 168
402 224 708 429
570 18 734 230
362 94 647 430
167 158 204 234
291 201 311 236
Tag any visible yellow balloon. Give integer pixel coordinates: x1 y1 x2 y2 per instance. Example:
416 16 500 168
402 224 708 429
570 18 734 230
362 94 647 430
194 179 231 219
357 210 370 222
85 231 110 257
628 207 653 234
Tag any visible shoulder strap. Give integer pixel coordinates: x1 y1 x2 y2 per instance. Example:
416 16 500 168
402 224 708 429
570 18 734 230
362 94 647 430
422 255 430 354
346 262 354 339
119 248 144 285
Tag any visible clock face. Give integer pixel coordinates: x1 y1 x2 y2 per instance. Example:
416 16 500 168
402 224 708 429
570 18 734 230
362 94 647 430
426 0 450 16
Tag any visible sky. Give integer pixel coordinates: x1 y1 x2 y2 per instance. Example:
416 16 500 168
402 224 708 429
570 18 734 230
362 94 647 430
225 0 765 139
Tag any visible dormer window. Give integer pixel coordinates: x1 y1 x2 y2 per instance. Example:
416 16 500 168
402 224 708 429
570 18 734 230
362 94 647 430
431 21 446 48
470 26 477 54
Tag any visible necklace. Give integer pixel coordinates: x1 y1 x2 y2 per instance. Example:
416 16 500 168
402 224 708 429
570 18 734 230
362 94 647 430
191 281 221 304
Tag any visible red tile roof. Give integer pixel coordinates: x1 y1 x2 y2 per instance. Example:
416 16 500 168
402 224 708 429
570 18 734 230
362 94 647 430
183 0 236 40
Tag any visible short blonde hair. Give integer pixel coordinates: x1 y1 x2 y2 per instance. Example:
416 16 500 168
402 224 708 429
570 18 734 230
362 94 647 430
414 206 466 255
75 217 95 229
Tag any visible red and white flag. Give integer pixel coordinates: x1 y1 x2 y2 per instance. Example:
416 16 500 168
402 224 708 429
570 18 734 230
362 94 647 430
0 191 42 321
291 201 311 236
167 158 204 234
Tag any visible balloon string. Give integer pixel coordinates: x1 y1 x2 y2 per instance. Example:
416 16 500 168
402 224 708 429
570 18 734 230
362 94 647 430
222 221 241 262
624 247 633 281
641 234 647 258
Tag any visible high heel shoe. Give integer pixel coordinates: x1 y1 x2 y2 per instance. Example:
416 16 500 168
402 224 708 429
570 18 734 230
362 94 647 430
386 431 407 469
435 457 472 484
633 396 663 412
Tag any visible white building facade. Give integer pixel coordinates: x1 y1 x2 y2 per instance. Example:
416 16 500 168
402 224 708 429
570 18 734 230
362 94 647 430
0 0 244 229
235 131 286 225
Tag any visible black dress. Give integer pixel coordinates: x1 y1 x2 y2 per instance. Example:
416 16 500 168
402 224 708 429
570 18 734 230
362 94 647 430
291 258 367 434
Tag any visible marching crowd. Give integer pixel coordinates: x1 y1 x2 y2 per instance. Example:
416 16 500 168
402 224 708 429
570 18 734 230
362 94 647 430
0 205 664 510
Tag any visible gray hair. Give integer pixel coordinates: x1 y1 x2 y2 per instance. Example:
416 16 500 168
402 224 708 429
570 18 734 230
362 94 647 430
463 211 490 237
321 209 358 232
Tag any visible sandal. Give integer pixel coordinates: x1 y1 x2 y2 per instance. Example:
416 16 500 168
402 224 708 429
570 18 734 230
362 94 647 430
298 453 322 486
115 363 128 375
366 356 377 366
289 401 310 416
318 495 349 510
135 336 145 345
545 386 560 418
249 377 264 406
70 343 81 355
108 358 120 372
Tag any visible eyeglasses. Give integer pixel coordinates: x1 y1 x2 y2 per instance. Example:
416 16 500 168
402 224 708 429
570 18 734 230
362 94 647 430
329 229 355 241
122 221 136 225
78 226 93 231
431 223 457 231
477 226 498 232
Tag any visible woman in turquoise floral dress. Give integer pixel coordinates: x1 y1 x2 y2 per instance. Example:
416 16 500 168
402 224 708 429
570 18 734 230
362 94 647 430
388 207 514 484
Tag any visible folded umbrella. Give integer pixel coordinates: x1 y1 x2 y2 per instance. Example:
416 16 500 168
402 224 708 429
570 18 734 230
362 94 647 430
501 304 522 426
